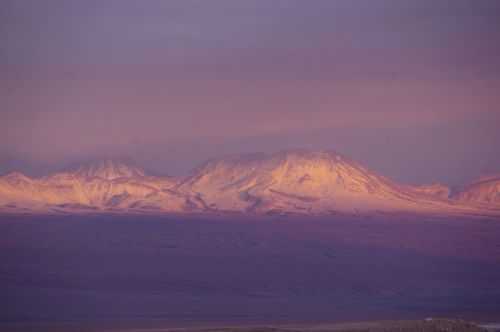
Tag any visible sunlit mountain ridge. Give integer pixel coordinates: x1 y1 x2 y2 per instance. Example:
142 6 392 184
0 151 498 217
453 175 500 207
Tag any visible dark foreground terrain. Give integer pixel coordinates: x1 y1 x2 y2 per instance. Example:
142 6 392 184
1 213 500 331
0 319 494 332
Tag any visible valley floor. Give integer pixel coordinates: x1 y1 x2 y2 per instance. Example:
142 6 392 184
1 213 500 331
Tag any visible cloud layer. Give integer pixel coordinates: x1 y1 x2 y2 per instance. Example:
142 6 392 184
1 0 500 185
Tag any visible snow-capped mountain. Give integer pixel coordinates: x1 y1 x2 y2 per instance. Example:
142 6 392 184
0 151 498 216
177 150 460 215
0 160 193 213
454 176 500 206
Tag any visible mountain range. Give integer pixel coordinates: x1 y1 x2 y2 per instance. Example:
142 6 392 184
1 150 499 217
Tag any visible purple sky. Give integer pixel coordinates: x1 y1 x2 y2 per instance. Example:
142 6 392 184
1 0 500 185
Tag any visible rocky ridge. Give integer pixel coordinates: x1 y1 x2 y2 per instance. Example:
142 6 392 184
0 151 498 216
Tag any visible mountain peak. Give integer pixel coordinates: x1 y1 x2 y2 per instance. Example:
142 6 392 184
73 159 145 180
199 150 345 170
1 171 33 184
180 149 417 214
275 149 345 163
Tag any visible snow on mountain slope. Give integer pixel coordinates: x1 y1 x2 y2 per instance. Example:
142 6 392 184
1 152 498 216
0 160 194 213
178 150 457 215
454 176 500 206
0 172 41 207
